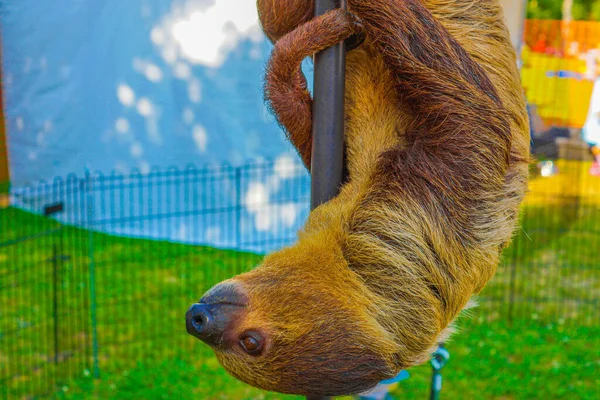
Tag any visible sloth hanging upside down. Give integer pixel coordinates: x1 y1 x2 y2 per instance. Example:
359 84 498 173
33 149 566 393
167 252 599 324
186 0 530 396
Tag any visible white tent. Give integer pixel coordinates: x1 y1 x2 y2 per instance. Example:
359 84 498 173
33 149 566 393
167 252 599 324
499 0 527 51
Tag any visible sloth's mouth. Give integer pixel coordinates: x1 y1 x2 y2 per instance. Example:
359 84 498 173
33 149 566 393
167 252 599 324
199 300 247 307
199 281 248 307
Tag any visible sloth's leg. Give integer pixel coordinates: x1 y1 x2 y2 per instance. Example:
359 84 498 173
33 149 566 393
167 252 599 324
265 9 358 170
353 0 511 206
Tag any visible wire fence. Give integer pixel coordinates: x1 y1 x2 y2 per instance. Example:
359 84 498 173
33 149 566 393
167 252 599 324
1 160 599 398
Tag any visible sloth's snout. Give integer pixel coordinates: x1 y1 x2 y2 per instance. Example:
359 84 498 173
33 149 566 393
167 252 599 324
186 282 247 347
186 303 218 343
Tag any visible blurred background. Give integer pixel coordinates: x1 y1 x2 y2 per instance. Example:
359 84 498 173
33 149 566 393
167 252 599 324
0 0 599 399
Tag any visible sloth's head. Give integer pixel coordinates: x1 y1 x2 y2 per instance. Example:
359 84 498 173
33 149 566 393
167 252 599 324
185 235 398 396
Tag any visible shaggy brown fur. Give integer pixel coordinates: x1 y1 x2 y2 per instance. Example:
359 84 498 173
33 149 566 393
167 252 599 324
197 0 530 396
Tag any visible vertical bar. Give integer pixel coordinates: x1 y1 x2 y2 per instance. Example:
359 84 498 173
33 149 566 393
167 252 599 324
85 176 100 378
0 44 10 194
310 0 347 211
58 230 66 376
235 167 242 248
309 1 346 399
508 244 518 325
429 370 442 400
52 243 60 364
429 344 449 400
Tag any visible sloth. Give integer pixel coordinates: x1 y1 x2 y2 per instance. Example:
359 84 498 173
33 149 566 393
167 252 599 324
185 0 530 396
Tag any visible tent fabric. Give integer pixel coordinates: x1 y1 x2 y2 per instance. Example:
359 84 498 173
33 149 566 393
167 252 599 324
1 0 304 186
1 0 312 251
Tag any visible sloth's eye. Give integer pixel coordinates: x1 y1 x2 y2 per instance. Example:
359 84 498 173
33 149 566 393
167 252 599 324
240 332 263 355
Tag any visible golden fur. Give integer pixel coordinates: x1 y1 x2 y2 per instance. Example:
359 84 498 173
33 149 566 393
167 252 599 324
197 0 530 396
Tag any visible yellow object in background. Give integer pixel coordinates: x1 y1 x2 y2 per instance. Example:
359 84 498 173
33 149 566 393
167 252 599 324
521 49 595 129
526 160 600 206
521 19 600 129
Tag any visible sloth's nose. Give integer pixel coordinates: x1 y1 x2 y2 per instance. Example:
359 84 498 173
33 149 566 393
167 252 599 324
186 303 218 343
186 282 247 347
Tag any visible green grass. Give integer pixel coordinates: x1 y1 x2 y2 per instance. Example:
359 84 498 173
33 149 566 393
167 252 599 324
47 314 600 400
1 204 599 400
0 208 263 398
481 201 600 325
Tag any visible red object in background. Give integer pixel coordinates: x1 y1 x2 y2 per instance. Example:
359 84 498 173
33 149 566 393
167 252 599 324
533 37 547 53
525 19 600 60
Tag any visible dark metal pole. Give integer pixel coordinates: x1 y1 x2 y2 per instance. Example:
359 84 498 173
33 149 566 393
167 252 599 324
84 175 100 378
44 203 65 365
429 344 450 400
310 0 347 211
308 1 347 399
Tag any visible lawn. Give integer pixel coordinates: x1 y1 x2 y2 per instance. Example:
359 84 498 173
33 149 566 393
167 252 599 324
49 315 600 400
1 199 599 399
